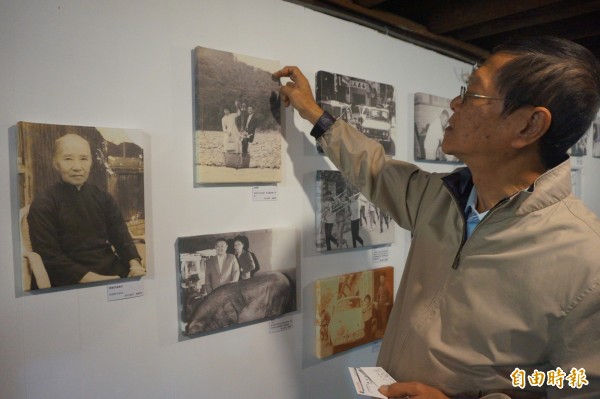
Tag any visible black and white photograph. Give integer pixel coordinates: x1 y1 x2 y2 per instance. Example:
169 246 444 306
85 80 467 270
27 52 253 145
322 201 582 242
16 122 146 292
177 228 297 338
568 127 589 157
593 116 600 158
315 70 396 156
315 266 393 358
316 171 394 252
414 92 460 163
193 46 282 184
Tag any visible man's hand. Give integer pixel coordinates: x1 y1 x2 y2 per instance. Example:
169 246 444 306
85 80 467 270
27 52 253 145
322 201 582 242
379 382 449 399
272 66 324 124
128 259 146 277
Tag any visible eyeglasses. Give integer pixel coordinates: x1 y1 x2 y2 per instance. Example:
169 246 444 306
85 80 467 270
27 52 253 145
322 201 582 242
459 86 504 104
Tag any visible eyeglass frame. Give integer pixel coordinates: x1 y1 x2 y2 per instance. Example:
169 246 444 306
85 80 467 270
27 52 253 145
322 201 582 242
460 86 504 103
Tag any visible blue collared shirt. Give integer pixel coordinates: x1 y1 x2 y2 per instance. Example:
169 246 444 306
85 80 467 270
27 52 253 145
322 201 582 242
464 186 488 239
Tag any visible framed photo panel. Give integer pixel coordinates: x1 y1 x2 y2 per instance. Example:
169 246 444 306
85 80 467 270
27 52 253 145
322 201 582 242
568 127 589 157
316 171 394 252
316 266 394 358
593 116 600 158
177 228 297 338
193 46 282 184
16 122 147 292
315 70 396 156
413 92 460 163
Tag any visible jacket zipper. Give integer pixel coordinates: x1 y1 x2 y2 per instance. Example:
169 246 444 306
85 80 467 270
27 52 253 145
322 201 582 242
449 195 510 270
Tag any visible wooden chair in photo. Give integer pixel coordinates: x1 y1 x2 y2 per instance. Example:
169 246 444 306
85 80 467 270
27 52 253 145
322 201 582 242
19 205 51 291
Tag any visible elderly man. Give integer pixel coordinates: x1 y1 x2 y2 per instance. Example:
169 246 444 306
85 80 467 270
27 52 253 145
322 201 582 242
27 133 144 287
274 36 600 399
204 238 240 294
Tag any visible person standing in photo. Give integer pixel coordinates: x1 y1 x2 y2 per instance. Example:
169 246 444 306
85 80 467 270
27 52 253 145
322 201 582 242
322 190 338 250
423 109 450 160
374 274 391 333
335 193 349 248
233 235 256 280
221 101 242 153
349 193 364 247
241 105 258 155
205 238 240 294
362 294 375 340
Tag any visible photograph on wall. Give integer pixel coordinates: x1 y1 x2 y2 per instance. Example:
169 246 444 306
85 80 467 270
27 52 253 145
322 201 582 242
591 115 600 158
315 70 396 156
193 46 282 184
568 125 589 157
177 228 297 338
316 266 393 358
414 92 460 163
316 171 394 252
16 122 146 292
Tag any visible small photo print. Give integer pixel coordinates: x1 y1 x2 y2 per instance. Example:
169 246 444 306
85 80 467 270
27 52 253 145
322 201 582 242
414 93 460 163
315 71 396 156
193 46 282 184
593 116 600 158
17 122 146 292
316 266 393 358
177 228 297 338
316 171 394 252
568 126 589 157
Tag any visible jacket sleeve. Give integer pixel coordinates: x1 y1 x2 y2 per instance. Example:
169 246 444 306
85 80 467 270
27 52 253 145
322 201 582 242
319 119 436 232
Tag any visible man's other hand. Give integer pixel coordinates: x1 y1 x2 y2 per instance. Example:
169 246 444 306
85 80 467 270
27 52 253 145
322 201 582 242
379 382 449 399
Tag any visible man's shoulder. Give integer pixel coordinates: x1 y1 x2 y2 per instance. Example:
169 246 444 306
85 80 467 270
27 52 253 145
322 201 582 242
561 196 600 238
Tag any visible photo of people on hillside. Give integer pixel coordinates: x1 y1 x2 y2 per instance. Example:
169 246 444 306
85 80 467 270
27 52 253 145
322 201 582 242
193 46 282 184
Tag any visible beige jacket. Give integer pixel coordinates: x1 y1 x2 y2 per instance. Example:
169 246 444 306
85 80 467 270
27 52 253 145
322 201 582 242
320 120 600 398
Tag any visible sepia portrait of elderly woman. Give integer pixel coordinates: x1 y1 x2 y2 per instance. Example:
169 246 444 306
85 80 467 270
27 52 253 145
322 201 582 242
16 122 147 292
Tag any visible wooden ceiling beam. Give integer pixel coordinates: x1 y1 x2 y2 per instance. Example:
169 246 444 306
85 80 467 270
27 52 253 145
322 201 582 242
453 0 600 41
314 0 489 60
353 0 388 8
427 0 562 34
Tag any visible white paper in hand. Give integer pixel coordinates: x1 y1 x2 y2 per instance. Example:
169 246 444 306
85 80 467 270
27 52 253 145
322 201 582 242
348 367 396 398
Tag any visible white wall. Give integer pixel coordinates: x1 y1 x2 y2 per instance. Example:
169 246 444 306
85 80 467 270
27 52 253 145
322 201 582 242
1 1 598 399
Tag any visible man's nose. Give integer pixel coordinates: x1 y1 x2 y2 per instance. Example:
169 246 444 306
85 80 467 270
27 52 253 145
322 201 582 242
450 95 461 112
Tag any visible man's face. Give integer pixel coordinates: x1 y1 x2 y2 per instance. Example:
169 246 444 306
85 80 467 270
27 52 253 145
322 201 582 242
53 135 92 189
215 241 227 256
442 53 521 164
247 106 254 115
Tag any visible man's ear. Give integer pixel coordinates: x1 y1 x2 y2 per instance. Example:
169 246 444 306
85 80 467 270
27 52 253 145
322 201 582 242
511 106 552 149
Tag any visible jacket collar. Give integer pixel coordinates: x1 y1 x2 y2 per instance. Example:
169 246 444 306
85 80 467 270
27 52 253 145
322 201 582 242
441 158 573 216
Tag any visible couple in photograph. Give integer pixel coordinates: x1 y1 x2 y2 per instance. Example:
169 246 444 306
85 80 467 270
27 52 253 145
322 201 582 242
221 101 258 155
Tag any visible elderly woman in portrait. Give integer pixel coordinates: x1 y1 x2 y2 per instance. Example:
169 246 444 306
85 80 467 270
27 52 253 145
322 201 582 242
233 235 256 280
221 100 242 153
27 133 145 287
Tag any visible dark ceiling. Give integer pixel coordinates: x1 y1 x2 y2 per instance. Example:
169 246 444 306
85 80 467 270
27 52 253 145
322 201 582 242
287 0 600 63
